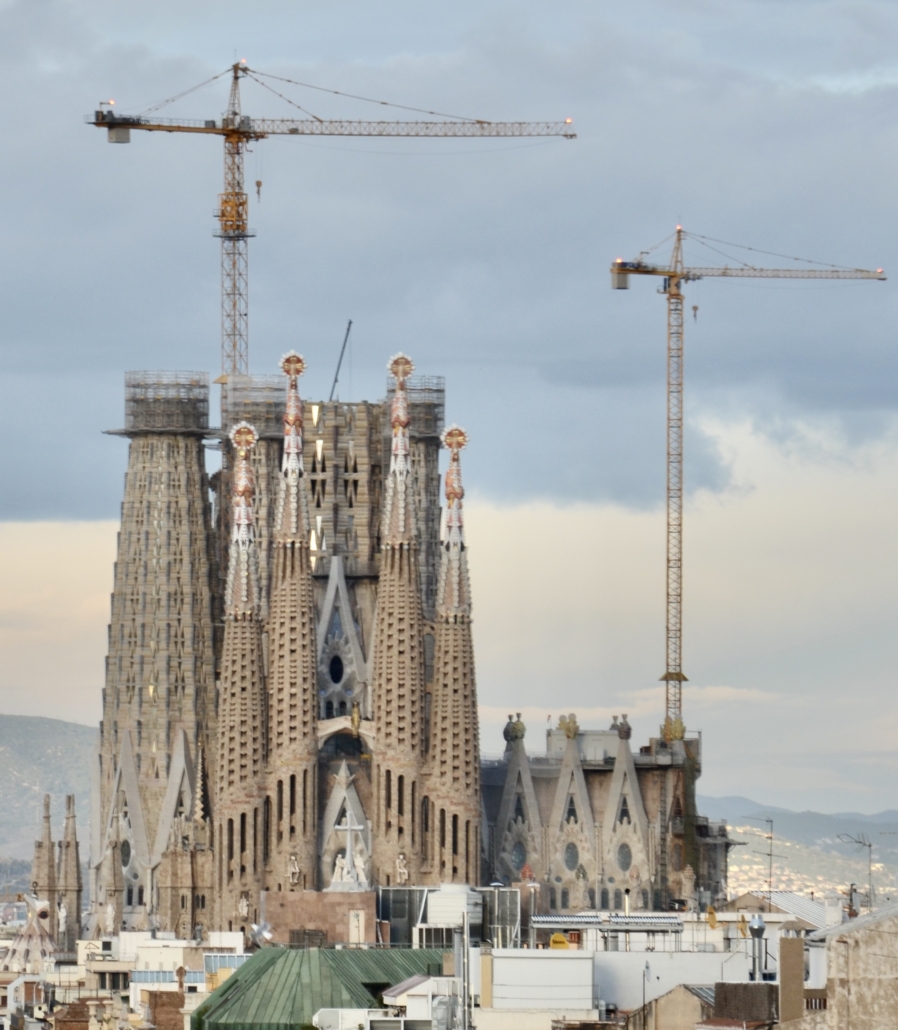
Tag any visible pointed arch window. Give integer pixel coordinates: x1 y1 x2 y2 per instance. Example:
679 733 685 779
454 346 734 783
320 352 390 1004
566 796 578 823
618 796 631 825
514 793 525 822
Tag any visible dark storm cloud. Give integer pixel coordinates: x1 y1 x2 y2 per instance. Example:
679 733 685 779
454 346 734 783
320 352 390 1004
1 0 897 517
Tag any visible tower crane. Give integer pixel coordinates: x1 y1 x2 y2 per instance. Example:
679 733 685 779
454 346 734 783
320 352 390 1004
611 227 885 742
89 61 576 378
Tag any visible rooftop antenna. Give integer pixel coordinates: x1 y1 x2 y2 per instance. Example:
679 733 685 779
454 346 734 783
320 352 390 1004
329 319 353 401
744 816 785 913
839 833 874 912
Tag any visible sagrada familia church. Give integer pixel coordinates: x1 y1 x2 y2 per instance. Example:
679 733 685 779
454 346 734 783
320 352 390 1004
32 353 730 940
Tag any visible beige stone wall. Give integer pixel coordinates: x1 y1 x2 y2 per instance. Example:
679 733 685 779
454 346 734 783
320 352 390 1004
262 888 377 945
823 910 898 1030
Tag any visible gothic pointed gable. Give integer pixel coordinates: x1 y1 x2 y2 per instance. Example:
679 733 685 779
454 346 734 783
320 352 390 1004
602 729 652 902
317 555 369 718
603 732 649 851
106 730 151 870
495 720 542 880
150 729 195 865
547 726 595 842
319 761 371 888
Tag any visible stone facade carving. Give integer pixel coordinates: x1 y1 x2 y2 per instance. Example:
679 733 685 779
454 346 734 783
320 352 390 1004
482 720 731 911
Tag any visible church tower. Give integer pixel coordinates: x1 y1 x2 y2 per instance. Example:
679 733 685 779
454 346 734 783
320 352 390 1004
92 372 216 934
266 354 319 890
424 426 480 884
56 795 83 953
215 422 266 931
32 795 57 940
370 355 426 885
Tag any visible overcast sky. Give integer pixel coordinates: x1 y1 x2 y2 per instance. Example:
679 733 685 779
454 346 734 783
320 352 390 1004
2 0 898 812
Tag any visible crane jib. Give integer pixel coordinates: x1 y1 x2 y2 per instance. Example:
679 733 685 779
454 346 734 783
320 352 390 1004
88 67 576 380
89 112 576 139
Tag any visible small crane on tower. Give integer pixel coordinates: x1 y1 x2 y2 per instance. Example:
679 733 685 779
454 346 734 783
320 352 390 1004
611 227 885 742
89 61 576 378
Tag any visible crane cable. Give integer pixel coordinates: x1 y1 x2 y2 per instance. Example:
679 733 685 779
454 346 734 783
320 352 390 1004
249 68 483 123
686 231 863 272
137 67 233 116
243 72 324 122
132 63 489 125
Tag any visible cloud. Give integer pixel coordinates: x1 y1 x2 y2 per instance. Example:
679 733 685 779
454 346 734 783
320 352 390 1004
680 685 785 708
0 521 115 725
1 0 898 517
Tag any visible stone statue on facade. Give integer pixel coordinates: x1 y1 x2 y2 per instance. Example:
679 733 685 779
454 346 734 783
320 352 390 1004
558 713 579 739
333 854 348 882
57 900 67 939
105 901 115 935
618 714 632 740
396 853 409 885
238 894 249 919
288 854 300 885
353 850 368 887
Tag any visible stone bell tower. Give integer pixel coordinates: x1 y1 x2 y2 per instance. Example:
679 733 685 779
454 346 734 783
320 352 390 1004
423 426 480 885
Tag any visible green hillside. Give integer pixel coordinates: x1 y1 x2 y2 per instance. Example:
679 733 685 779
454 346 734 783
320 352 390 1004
0 715 95 861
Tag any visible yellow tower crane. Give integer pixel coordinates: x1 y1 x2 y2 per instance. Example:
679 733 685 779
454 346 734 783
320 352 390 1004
89 61 576 377
611 226 885 742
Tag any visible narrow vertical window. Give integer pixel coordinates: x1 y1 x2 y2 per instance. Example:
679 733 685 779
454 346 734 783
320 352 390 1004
263 797 271 863
411 782 416 845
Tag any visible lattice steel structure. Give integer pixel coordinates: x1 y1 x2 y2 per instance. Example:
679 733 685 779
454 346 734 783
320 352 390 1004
124 371 209 433
89 63 575 377
611 227 885 741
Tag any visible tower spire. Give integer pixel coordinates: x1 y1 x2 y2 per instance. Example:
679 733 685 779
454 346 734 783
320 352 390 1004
427 426 480 884
32 794 57 940
371 353 426 885
216 421 266 926
267 353 319 889
224 421 262 615
274 352 311 541
436 425 471 617
382 353 416 544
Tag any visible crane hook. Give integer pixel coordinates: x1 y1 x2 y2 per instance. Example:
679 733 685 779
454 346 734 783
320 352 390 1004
255 180 262 201
692 304 699 322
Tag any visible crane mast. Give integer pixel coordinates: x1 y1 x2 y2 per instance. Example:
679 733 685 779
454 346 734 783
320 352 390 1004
611 228 884 742
89 62 575 377
664 231 687 741
217 64 252 376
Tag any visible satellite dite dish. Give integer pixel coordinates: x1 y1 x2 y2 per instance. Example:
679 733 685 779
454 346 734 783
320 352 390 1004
249 921 273 948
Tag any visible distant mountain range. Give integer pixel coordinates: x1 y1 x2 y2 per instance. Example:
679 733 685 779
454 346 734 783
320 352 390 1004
698 794 898 856
0 715 95 861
